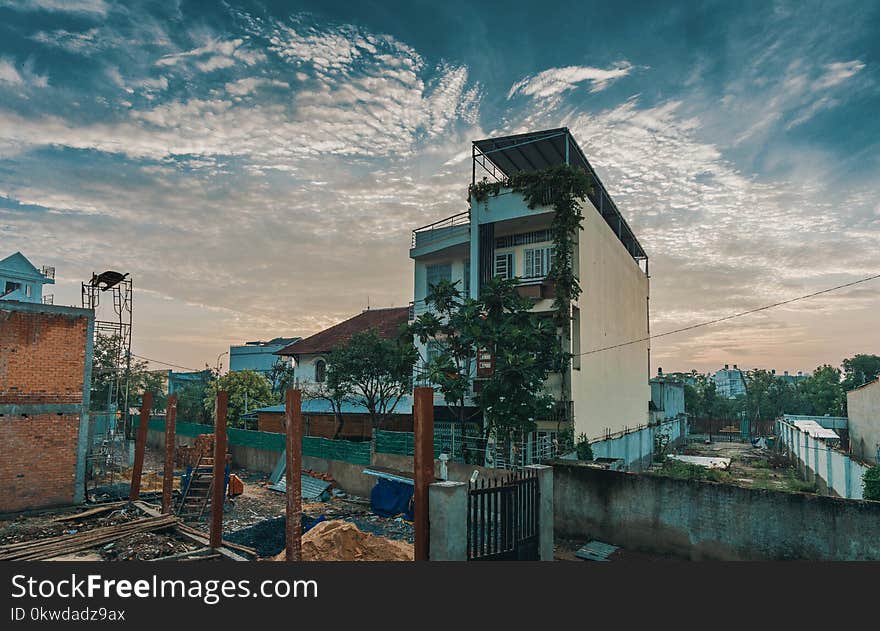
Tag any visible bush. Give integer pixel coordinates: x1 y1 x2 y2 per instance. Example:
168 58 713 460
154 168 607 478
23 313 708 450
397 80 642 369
864 466 880 501
575 433 593 461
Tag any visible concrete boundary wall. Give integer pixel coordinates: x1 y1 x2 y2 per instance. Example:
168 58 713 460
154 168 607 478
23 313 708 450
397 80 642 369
554 462 880 561
776 419 868 499
588 417 687 471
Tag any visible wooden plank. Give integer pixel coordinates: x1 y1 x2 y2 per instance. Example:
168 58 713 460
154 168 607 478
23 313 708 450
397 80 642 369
52 501 127 522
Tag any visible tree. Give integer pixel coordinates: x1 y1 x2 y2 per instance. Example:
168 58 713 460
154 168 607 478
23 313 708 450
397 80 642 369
842 354 880 392
410 276 565 443
800 364 845 417
300 378 352 440
327 328 417 430
204 370 277 428
175 372 213 424
91 333 166 415
267 359 296 396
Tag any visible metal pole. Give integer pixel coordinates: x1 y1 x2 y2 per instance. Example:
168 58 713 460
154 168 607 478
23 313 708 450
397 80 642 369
285 389 303 561
413 386 435 561
129 391 153 501
210 391 228 548
162 393 177 514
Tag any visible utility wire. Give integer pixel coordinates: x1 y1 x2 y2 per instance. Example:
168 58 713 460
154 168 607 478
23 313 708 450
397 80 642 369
130 353 201 372
576 272 880 357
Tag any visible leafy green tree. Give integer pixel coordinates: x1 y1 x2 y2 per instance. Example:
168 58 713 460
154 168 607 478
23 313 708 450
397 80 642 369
842 354 880 392
204 369 277 428
800 364 845 417
863 466 880 502
175 373 213 424
327 328 417 430
410 276 565 442
91 333 166 414
267 359 296 396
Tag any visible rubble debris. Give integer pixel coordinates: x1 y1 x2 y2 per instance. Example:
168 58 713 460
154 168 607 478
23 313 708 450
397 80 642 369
228 474 244 497
0 515 177 561
225 515 325 557
101 531 195 561
271 519 413 562
667 455 731 469
176 434 214 468
53 501 127 522
575 540 619 562
268 473 331 501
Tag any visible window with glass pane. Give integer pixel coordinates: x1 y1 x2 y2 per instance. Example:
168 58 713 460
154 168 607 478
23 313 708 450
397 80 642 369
523 246 554 278
494 252 513 279
426 263 452 288
463 259 470 295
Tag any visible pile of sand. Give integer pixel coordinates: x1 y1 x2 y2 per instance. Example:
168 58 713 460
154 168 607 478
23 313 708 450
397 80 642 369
270 520 413 562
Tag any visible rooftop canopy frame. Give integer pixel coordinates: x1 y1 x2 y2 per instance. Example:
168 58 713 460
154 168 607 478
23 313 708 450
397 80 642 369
472 128 648 266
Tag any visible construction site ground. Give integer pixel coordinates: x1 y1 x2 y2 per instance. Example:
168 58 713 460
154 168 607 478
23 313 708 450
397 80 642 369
0 445 413 561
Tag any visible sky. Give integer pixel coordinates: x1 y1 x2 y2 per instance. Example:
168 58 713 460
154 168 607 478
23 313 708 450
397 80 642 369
0 0 878 375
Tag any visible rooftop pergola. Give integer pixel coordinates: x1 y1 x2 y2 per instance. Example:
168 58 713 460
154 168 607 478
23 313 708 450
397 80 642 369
472 128 648 265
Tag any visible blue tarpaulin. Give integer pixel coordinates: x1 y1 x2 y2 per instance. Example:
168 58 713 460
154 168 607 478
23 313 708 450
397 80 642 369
370 477 413 520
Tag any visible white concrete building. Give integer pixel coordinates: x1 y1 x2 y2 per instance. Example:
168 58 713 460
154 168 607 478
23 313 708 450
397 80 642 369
0 251 54 304
409 128 650 448
712 364 747 399
847 378 880 466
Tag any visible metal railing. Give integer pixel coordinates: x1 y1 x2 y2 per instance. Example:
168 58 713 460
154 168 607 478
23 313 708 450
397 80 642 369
41 266 55 280
411 211 470 248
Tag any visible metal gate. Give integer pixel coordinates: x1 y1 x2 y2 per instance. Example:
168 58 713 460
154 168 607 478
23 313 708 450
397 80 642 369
467 470 539 561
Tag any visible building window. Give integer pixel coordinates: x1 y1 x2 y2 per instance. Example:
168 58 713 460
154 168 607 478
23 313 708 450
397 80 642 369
494 252 514 280
314 359 326 383
25 285 32 298
462 259 470 295
523 246 554 278
4 281 21 295
426 263 452 289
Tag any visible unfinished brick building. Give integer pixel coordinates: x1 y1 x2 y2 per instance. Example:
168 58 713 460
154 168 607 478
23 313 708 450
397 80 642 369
0 301 94 513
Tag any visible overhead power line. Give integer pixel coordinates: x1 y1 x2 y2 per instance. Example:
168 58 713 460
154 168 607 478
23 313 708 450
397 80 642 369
576 272 880 357
130 353 201 372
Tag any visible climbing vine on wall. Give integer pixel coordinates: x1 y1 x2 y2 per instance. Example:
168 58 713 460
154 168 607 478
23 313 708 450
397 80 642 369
469 164 593 327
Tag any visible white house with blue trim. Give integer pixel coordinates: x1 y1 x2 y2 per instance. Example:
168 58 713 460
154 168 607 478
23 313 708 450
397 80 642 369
0 251 55 304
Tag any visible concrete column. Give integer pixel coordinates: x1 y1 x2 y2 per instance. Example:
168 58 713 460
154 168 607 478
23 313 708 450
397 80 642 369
526 464 554 561
428 481 467 561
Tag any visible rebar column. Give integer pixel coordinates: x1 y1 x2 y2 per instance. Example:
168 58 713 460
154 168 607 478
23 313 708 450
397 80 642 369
413 386 435 561
161 393 177 514
284 389 303 561
129 391 153 501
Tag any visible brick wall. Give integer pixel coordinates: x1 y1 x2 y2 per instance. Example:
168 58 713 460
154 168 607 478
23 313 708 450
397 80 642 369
0 303 92 513
0 309 88 404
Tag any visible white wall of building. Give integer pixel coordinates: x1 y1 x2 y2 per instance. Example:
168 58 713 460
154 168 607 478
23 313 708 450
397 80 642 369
570 200 650 441
847 379 880 465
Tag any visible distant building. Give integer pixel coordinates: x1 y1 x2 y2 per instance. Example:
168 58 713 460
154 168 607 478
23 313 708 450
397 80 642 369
777 369 810 385
0 251 55 304
167 369 212 394
847 378 880 466
650 369 686 423
713 364 747 399
229 337 299 375
661 370 698 387
275 308 409 386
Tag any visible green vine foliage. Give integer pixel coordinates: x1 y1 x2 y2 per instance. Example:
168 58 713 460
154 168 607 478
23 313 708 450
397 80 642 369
469 165 592 327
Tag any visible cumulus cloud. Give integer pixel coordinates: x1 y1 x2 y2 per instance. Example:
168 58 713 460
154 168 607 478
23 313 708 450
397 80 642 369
0 56 48 87
507 62 633 99
0 0 108 15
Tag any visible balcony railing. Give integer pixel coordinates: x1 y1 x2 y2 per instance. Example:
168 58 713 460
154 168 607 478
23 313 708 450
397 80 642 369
411 211 470 249
41 266 55 280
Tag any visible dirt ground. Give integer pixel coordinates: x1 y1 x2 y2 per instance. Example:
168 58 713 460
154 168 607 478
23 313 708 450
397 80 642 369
664 438 816 493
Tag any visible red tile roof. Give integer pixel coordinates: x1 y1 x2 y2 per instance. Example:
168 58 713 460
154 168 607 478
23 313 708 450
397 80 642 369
276 307 409 356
